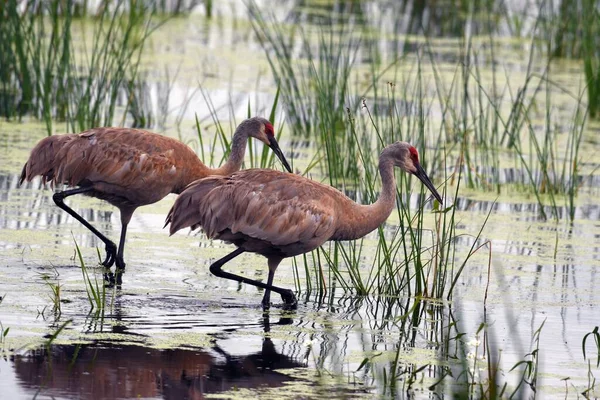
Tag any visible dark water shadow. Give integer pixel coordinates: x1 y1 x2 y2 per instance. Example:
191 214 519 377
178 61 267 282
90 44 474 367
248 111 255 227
10 315 304 400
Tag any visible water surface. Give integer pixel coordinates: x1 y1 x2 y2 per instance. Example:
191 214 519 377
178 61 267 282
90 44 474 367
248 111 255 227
1 1 599 398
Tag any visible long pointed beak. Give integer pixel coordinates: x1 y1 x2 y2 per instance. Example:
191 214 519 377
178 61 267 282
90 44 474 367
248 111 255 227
268 136 293 173
414 163 443 204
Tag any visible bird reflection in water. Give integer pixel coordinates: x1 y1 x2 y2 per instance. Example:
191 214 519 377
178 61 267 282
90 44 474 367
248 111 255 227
11 315 303 399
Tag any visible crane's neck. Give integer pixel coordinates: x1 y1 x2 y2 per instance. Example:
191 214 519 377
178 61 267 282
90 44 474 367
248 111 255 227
332 158 397 241
177 130 249 193
209 129 249 176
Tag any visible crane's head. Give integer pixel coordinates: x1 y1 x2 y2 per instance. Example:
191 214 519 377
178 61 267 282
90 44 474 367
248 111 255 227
385 142 443 204
244 117 292 173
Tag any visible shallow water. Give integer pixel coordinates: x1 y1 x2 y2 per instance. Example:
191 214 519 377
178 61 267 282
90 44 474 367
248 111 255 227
1 128 599 397
1 1 600 399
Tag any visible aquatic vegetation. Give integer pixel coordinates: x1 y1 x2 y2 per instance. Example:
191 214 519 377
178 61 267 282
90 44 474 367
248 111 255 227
0 295 8 348
46 279 62 319
349 298 557 398
547 0 600 119
251 0 591 225
581 1 600 119
0 0 163 134
508 320 544 396
34 265 65 321
43 319 71 349
250 2 363 188
583 326 600 368
74 238 107 321
196 86 289 172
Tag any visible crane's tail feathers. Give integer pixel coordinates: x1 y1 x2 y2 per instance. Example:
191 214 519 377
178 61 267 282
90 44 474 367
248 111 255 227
165 177 223 235
19 135 71 187
18 163 27 187
163 213 172 231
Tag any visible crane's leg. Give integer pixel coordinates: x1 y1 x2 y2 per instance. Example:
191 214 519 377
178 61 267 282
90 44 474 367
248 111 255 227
52 187 118 268
105 221 128 285
261 256 297 309
115 208 133 270
107 208 134 285
262 269 275 308
209 248 297 310
116 223 127 269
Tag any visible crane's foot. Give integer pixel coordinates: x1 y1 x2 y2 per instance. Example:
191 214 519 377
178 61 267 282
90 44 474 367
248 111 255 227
101 242 118 268
262 289 297 310
279 289 298 310
101 252 114 268
103 267 123 287
103 272 123 287
261 288 297 310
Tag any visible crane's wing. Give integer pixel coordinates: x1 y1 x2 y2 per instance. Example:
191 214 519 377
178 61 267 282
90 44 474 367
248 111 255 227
167 169 341 248
20 128 200 202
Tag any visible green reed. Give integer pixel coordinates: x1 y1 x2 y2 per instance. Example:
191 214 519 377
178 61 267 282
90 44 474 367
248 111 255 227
583 327 600 368
352 296 552 398
582 327 600 397
43 319 72 350
550 0 599 119
46 279 63 319
250 2 363 187
0 0 71 124
254 1 589 225
580 0 599 119
193 85 288 172
0 0 162 134
0 294 8 348
123 73 155 128
68 1 161 133
427 6 587 222
34 265 64 320
73 238 106 320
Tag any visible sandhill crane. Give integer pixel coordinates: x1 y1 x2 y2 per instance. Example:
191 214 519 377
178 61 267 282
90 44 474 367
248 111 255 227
166 141 443 309
19 117 292 276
